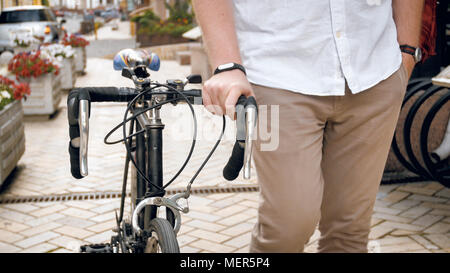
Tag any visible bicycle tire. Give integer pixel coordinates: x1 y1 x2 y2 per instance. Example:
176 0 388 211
145 218 180 253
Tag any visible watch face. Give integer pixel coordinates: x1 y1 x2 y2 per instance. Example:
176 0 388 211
218 63 234 70
415 47 422 63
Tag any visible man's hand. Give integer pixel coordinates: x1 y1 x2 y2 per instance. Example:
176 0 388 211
401 52 416 79
203 69 255 120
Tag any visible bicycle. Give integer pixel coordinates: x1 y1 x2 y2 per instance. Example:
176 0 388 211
67 48 258 253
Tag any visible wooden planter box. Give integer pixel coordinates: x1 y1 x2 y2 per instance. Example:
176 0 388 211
74 47 87 73
21 73 62 116
136 32 190 47
0 100 25 185
60 58 77 90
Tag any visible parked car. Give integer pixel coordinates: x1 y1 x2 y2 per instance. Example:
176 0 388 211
0 5 65 53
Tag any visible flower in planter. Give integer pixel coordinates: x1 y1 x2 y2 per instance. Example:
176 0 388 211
10 28 40 48
61 33 90 48
0 75 30 110
40 43 76 64
7 51 60 81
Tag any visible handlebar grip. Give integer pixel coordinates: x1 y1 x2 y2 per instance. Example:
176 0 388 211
222 95 258 181
223 141 245 181
69 141 83 179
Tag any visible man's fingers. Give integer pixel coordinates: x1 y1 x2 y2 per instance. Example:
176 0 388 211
224 87 244 120
201 89 215 114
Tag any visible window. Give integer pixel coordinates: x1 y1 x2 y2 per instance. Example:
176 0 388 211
0 9 55 24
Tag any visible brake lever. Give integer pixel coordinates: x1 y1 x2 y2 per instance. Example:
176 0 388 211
79 99 90 177
243 99 257 179
235 96 257 180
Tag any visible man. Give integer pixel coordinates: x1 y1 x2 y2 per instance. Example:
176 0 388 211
192 0 424 252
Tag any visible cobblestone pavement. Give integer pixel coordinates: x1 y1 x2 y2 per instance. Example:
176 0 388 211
0 55 449 253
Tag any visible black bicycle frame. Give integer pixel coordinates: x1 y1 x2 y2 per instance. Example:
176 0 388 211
131 102 175 232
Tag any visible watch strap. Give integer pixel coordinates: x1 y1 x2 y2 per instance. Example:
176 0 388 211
214 63 246 76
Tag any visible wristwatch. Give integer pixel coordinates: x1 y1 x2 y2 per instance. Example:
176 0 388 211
214 62 246 75
400 45 422 63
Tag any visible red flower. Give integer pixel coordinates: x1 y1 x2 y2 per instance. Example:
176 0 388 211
0 75 31 101
7 51 58 79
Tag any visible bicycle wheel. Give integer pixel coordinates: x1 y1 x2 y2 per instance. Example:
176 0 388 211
144 218 180 253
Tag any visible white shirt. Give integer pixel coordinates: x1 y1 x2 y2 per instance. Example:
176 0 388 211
232 0 403 96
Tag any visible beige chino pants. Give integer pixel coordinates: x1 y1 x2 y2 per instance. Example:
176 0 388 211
250 65 409 253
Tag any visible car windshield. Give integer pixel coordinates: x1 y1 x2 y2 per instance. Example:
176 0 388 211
0 9 55 24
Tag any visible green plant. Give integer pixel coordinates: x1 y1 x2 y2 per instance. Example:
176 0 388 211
165 0 194 25
131 1 194 37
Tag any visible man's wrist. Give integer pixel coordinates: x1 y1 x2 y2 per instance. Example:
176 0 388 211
214 62 246 76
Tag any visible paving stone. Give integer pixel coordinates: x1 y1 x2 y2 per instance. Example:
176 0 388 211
240 200 258 209
399 206 432 219
0 219 30 233
214 205 247 218
223 233 251 249
429 209 450 217
48 235 85 251
19 243 59 253
372 206 402 216
233 245 250 253
370 218 383 227
397 185 439 196
390 229 417 236
0 229 25 244
60 207 97 219
178 224 195 236
0 209 34 223
180 245 201 253
368 225 394 240
390 199 421 210
371 213 412 224
435 188 450 199
185 219 226 232
217 213 253 227
84 230 115 244
380 242 426 253
411 215 444 227
86 219 116 233
26 213 65 227
220 222 254 237
0 241 21 253
424 234 450 249
377 236 417 246
1 203 40 213
189 229 230 243
407 194 447 203
190 239 235 253
14 231 60 248
410 235 439 250
21 222 63 237
54 226 94 240
376 221 424 232
378 185 400 194
186 211 221 222
177 234 198 247
421 202 450 210
382 191 410 204
54 216 96 229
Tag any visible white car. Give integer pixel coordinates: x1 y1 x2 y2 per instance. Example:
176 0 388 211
0 5 65 52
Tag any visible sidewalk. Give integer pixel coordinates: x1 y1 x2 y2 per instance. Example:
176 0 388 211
0 49 449 253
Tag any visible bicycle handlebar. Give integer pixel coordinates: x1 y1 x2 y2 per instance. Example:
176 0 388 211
67 86 257 182
223 96 258 181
